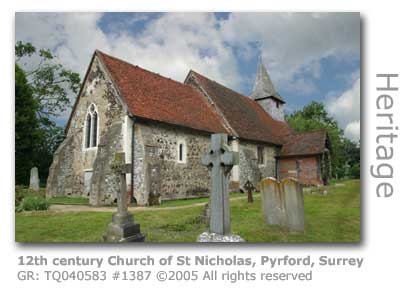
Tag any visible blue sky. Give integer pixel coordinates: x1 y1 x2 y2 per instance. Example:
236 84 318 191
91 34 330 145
15 12 360 141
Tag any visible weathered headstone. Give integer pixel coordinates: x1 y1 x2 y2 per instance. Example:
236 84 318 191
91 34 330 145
260 177 304 233
260 177 286 226
197 133 244 242
243 180 256 203
29 167 40 191
103 153 145 242
281 178 304 233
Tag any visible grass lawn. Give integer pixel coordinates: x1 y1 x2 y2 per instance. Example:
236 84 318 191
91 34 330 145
15 180 360 243
15 186 89 205
155 192 245 208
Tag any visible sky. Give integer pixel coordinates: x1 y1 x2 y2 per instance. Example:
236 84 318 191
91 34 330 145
15 12 360 142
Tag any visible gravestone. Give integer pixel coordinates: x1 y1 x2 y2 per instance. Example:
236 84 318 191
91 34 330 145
281 178 304 233
197 133 244 242
260 177 286 226
260 177 304 233
243 180 256 203
103 153 145 242
29 167 40 191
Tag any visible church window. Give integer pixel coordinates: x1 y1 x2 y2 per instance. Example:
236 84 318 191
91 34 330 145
84 103 99 149
257 146 265 165
276 101 280 108
85 113 91 148
177 139 187 163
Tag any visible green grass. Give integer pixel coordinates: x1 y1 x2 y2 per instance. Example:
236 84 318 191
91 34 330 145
15 185 46 199
15 186 89 205
155 192 246 208
15 180 360 243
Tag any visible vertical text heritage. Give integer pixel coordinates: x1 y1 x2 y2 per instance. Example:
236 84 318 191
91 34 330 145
371 74 399 198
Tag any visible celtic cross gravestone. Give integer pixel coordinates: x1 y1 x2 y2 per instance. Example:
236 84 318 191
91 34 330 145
197 133 244 242
103 152 145 242
244 180 256 203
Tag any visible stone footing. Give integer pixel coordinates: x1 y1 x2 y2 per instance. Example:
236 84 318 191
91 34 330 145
103 213 145 242
197 232 245 242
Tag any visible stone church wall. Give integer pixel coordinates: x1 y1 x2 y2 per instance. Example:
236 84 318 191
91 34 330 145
132 121 211 205
238 140 279 189
46 56 125 204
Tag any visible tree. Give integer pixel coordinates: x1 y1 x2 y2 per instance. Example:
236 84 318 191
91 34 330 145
15 41 80 185
16 41 80 127
15 64 42 185
286 101 360 179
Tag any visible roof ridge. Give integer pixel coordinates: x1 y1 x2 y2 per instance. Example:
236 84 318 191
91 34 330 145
96 49 197 91
190 70 250 100
186 71 237 137
285 128 326 139
191 70 291 127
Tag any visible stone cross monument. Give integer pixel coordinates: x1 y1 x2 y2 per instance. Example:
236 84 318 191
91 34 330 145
243 180 256 203
103 152 145 242
197 133 244 242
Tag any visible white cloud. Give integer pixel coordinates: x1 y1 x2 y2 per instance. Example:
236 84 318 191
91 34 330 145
220 12 360 94
15 12 243 89
15 12 360 123
344 120 360 142
326 78 361 142
16 12 360 90
107 13 241 89
16 13 109 75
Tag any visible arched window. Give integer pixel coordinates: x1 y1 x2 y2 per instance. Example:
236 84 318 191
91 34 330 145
84 103 99 149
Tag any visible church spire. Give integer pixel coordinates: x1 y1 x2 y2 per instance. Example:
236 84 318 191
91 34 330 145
250 59 285 122
251 60 277 100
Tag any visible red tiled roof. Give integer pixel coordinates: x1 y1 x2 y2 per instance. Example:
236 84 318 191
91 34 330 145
96 51 229 134
280 129 329 157
187 71 294 145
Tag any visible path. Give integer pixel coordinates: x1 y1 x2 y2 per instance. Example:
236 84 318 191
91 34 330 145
48 195 254 213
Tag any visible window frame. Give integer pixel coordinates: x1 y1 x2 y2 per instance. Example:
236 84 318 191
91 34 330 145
176 139 187 164
257 146 265 166
83 103 99 151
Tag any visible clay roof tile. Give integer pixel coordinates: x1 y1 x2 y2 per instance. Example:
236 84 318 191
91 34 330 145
96 50 229 134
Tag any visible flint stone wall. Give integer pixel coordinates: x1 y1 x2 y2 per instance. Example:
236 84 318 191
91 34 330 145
238 140 279 188
46 55 125 202
132 121 211 205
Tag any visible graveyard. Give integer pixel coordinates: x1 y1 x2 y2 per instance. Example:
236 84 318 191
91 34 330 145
15 179 360 243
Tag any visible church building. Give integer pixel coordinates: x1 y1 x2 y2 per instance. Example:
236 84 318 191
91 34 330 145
46 50 331 206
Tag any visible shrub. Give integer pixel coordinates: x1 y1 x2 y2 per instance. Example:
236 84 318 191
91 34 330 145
350 163 360 179
17 196 48 212
15 185 26 207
